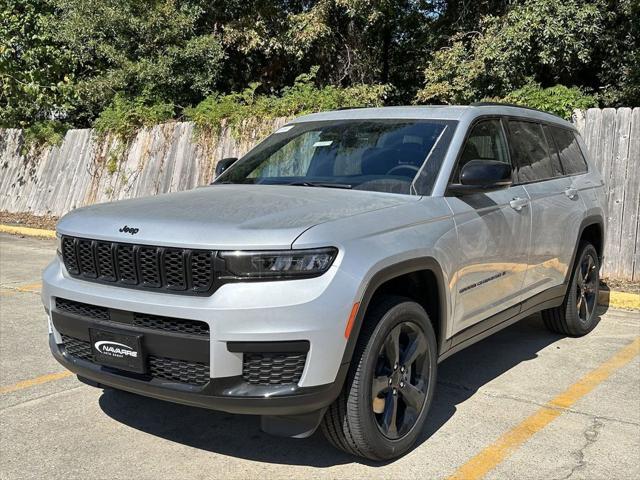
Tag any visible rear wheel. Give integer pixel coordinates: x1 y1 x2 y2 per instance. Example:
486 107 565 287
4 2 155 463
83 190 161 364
321 296 437 460
542 242 600 336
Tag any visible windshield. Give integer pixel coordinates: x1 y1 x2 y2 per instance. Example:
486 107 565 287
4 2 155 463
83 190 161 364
215 119 457 195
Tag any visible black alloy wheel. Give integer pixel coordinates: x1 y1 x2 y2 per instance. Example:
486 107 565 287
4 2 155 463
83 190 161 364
371 322 430 439
542 242 600 336
576 251 598 324
321 296 437 460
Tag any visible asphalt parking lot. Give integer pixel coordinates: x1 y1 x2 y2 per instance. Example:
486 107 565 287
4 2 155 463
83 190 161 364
1 232 639 480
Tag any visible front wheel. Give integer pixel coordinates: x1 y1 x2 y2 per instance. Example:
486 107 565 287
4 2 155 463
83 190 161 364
321 296 437 460
542 242 600 336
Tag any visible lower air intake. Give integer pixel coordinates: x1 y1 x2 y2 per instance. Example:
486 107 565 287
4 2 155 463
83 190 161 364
242 352 307 386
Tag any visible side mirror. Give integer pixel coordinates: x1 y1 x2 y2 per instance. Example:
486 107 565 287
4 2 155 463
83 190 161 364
215 157 238 178
448 160 512 195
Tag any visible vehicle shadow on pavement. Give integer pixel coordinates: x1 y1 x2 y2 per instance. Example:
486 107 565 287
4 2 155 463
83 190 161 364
418 314 569 446
98 313 592 466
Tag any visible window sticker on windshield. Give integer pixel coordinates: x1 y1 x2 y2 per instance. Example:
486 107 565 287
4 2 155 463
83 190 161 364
275 125 295 133
313 140 333 147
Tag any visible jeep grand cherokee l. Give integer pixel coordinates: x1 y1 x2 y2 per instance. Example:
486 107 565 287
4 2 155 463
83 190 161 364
43 104 606 460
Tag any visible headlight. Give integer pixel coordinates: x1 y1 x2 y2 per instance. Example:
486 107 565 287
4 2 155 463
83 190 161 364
218 247 338 279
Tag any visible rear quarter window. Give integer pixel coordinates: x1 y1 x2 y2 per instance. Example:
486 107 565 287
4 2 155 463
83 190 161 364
549 127 589 175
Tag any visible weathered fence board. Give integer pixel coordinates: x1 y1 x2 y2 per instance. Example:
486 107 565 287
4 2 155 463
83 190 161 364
1 109 639 280
576 107 640 281
0 119 286 218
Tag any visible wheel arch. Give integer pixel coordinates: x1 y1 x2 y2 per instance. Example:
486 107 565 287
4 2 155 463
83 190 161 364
340 257 449 366
566 215 605 284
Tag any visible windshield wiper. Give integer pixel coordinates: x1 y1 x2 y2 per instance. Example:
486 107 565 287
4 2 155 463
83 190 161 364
286 181 352 189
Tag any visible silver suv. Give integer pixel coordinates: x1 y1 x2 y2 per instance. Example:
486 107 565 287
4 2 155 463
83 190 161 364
43 104 607 460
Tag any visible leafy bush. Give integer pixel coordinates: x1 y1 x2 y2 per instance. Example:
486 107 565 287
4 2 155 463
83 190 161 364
93 94 175 139
21 120 68 155
496 82 597 119
186 67 390 134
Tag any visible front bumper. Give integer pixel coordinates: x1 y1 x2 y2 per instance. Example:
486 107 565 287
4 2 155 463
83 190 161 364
43 256 359 416
43 256 357 386
50 335 348 416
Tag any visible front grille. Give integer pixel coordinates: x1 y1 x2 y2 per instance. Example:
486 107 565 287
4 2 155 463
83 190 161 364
243 352 307 386
61 335 209 387
133 313 209 337
61 236 215 295
56 298 110 321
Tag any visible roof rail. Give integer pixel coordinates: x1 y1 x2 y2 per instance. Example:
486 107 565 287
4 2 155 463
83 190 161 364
332 106 368 111
470 101 565 120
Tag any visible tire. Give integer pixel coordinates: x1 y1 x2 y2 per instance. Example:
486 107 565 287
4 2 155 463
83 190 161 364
542 242 600 337
321 296 438 460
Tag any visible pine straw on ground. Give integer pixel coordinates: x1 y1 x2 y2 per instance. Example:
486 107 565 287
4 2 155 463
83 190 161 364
0 211 58 230
601 278 640 295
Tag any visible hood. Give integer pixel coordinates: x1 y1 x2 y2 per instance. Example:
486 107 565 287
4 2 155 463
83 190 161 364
57 184 418 249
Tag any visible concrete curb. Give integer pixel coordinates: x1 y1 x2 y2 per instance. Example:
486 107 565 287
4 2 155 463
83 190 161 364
0 224 56 239
1 223 639 311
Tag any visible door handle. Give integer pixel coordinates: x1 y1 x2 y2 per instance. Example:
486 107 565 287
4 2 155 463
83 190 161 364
510 197 528 211
565 187 579 199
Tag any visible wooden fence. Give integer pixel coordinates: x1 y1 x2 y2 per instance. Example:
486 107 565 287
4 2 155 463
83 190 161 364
1 108 639 280
574 108 639 281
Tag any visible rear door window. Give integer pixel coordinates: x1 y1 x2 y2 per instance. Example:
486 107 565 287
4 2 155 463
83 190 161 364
507 120 554 183
549 127 588 175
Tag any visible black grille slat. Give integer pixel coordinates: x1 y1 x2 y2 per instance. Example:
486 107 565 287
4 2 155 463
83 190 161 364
77 240 97 278
190 252 214 291
116 244 138 284
60 236 215 295
96 242 116 281
61 336 209 387
133 313 209 337
243 352 307 386
62 237 79 274
164 249 187 291
56 298 110 321
139 247 161 287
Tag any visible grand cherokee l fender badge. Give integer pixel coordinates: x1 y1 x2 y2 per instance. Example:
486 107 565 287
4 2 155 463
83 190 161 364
459 271 507 294
119 225 139 235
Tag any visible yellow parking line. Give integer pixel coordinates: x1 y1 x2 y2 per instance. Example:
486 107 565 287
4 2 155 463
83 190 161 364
0 224 56 239
0 371 73 395
447 337 640 480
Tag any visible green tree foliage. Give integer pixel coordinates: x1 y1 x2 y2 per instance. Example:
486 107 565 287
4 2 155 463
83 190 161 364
1 0 638 142
417 0 603 104
594 0 640 105
51 0 224 125
0 0 73 127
